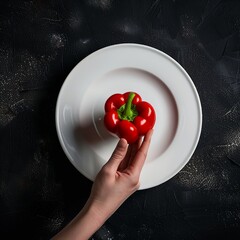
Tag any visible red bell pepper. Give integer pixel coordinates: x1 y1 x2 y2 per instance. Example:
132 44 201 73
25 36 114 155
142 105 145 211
104 92 156 144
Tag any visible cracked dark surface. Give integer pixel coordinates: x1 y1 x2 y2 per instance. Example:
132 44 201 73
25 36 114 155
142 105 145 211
0 0 240 239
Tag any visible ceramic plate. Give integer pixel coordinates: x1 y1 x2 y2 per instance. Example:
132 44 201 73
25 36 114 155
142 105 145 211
56 43 202 189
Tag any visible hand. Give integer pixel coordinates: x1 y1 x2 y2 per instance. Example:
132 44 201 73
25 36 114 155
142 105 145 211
52 129 153 240
88 129 153 220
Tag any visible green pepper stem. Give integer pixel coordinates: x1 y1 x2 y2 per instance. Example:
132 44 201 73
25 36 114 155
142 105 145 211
117 92 138 121
124 92 135 118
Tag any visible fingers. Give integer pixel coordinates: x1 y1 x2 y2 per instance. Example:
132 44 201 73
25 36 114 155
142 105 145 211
118 139 140 171
129 137 143 161
104 129 153 175
118 146 131 171
130 129 153 175
105 138 128 172
118 137 142 172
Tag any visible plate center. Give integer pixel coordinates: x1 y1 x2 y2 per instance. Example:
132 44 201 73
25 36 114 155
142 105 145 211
80 67 179 162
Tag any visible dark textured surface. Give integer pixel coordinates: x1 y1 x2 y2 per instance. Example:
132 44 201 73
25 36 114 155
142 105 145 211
0 0 240 239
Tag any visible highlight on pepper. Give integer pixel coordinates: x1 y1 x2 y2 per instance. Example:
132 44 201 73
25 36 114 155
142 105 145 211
104 92 156 144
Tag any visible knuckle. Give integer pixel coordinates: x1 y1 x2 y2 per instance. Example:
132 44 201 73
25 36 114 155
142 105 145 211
129 176 140 188
101 165 112 176
112 150 125 160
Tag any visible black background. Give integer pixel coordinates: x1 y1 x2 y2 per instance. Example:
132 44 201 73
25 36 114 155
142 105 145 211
0 0 240 239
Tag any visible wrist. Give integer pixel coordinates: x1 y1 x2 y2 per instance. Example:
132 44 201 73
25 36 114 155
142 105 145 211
84 198 111 224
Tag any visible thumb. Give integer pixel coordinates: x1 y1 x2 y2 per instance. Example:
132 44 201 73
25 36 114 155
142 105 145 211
106 138 128 171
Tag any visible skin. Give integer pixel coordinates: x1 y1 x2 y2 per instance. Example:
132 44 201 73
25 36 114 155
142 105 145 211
52 129 153 240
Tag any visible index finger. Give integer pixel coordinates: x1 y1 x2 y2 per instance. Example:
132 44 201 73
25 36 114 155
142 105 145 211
130 129 153 175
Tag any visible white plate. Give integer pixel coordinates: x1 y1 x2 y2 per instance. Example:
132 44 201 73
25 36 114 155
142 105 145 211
56 43 202 190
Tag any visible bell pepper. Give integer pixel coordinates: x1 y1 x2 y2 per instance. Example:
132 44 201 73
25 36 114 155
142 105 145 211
104 92 156 144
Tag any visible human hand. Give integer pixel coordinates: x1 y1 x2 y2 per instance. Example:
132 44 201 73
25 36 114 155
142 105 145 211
52 130 153 240
87 129 153 220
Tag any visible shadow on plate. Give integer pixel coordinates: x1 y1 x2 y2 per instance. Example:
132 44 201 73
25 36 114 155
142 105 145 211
73 113 113 145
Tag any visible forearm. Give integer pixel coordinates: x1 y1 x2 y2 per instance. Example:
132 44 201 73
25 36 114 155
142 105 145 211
52 200 108 240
